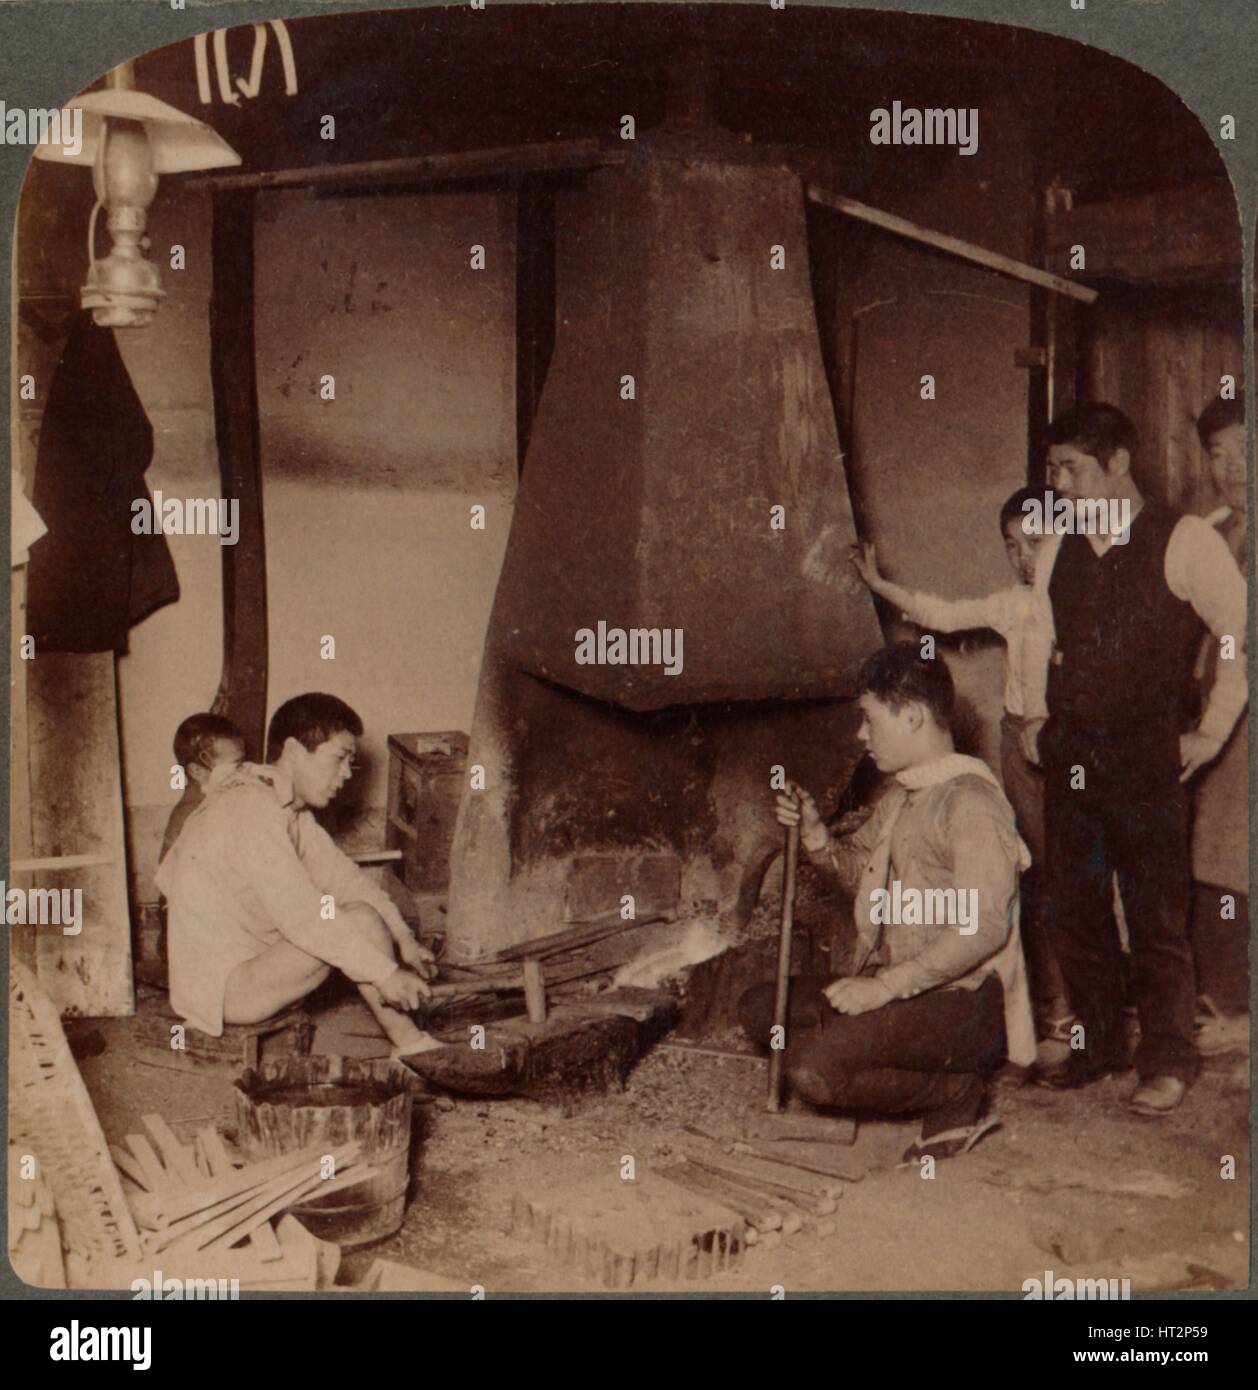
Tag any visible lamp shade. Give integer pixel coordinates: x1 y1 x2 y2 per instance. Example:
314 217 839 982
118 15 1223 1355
32 89 240 173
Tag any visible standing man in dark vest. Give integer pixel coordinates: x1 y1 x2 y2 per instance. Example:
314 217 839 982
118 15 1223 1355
1032 404 1246 1115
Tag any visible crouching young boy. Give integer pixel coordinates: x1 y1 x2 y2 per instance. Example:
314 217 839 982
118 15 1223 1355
159 713 246 863
740 643 1036 1161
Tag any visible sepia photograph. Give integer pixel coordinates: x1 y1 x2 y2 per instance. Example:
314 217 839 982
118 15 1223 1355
2 0 1253 1326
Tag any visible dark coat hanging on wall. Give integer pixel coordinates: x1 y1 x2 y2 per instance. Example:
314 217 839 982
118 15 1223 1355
26 313 180 652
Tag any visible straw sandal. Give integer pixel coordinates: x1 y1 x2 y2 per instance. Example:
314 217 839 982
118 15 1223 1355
900 1116 1002 1165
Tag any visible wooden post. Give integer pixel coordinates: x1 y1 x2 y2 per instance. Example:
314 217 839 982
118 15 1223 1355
766 824 800 1113
26 653 134 1015
209 189 268 760
515 178 556 473
522 958 547 1024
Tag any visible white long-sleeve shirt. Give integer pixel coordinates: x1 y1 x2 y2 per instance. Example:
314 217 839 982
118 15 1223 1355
1035 514 1248 743
155 762 402 1035
877 580 1055 720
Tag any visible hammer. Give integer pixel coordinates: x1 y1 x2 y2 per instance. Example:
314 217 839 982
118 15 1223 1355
425 960 548 1023
766 819 800 1113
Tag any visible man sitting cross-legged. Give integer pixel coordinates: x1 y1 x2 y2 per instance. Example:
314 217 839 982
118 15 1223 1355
156 692 443 1057
740 643 1037 1161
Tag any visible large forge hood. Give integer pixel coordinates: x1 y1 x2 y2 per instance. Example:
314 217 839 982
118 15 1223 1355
493 144 881 711
445 127 881 959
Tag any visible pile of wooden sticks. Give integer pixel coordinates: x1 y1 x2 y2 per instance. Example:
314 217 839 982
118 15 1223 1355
109 1113 362 1262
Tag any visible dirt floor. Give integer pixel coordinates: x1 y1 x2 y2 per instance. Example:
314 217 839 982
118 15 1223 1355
64 983 1250 1296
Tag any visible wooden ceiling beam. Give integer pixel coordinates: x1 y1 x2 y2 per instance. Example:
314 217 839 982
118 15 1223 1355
185 138 626 193
807 184 1098 304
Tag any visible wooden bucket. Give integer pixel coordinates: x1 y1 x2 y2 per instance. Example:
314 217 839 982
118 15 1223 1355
234 1056 414 1249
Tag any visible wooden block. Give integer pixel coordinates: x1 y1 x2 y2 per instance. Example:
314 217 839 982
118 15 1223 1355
520 1014 641 1098
124 1135 170 1193
398 1032 529 1095
276 1215 341 1289
512 1171 743 1287
130 998 313 1070
141 1115 200 1187
247 1219 284 1263
405 1011 644 1101
110 1144 153 1192
196 1127 237 1179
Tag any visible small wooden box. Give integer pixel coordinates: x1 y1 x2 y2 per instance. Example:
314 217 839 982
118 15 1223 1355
385 731 469 895
131 995 313 1070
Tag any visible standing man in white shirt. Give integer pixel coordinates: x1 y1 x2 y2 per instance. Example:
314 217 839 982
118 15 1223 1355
1032 404 1247 1115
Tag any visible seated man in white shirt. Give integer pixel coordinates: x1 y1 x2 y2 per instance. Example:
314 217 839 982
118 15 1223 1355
851 487 1068 1036
156 692 442 1056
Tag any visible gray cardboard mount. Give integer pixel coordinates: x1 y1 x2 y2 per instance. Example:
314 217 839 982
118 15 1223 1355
0 0 1253 1307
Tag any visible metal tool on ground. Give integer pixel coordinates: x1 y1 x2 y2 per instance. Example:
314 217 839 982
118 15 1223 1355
730 1140 862 1185
659 1161 795 1237
745 1111 859 1146
681 1150 838 1217
684 1122 858 1187
766 820 800 1113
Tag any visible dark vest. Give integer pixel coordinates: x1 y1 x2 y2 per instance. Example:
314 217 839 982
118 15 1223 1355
1047 504 1204 735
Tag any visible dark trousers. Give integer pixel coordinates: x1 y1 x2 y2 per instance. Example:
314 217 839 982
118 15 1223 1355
1190 883 1250 1013
739 974 1006 1137
999 714 1066 1005
1042 729 1198 1083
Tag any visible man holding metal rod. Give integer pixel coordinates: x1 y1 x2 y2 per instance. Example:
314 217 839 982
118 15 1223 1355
739 643 1036 1162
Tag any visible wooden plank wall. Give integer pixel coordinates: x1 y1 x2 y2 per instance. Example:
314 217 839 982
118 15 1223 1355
1081 284 1245 512
25 654 135 1017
